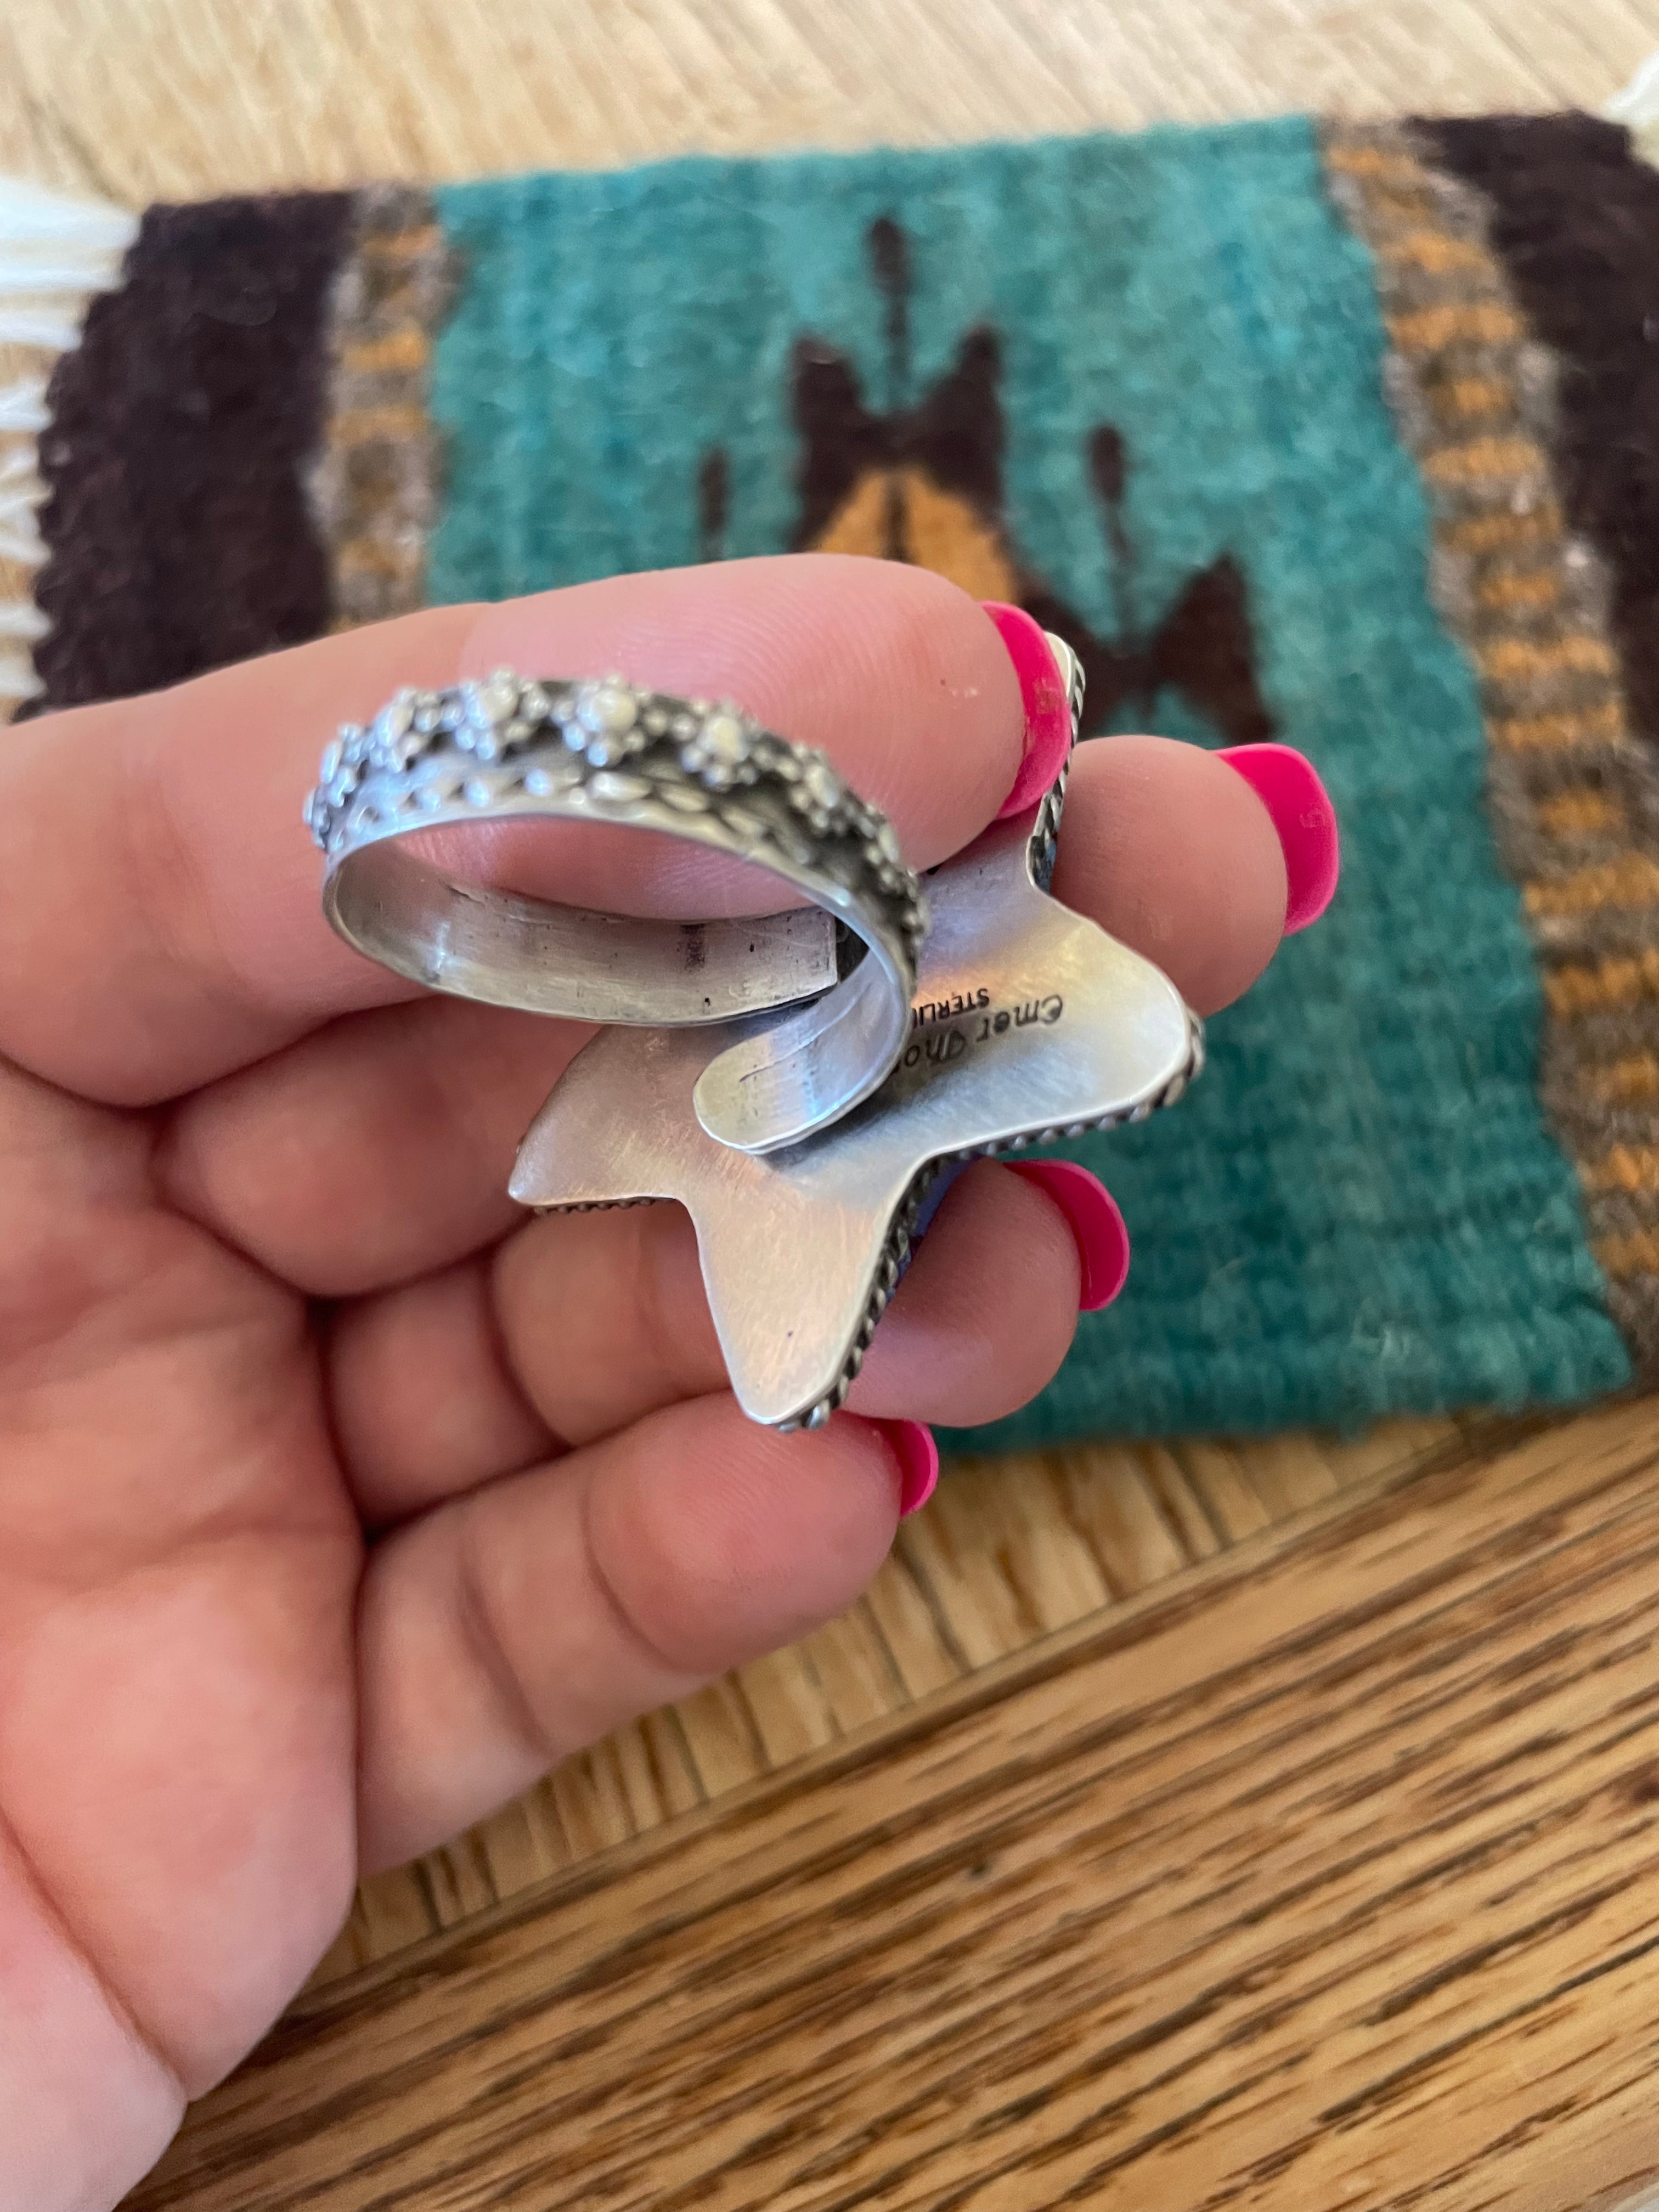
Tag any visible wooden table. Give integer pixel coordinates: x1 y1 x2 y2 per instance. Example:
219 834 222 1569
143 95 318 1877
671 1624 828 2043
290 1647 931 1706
8 3 1659 2204
120 1402 1659 2210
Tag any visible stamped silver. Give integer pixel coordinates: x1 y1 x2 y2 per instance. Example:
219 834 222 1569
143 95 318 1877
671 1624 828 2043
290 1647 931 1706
510 642 1204 1430
307 670 928 1153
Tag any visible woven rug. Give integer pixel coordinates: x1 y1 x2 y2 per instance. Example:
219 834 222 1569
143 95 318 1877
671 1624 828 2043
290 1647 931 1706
7 112 1659 1451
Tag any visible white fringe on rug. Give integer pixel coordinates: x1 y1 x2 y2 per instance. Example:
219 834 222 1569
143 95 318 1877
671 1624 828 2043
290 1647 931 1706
0 178 137 714
1605 48 1659 166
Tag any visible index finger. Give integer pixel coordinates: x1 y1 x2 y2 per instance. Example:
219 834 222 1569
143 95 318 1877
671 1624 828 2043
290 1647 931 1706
0 555 1023 1105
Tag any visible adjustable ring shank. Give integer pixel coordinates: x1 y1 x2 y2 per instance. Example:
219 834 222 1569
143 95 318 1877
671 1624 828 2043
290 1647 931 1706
307 671 928 1153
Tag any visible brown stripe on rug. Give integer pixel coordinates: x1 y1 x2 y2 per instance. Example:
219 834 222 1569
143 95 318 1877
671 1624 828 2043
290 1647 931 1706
26 191 354 710
1324 120 1659 1365
308 186 454 631
1420 116 1659 766
0 185 138 719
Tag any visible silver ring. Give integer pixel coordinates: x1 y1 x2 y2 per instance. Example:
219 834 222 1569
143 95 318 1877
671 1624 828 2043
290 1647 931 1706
305 670 928 1153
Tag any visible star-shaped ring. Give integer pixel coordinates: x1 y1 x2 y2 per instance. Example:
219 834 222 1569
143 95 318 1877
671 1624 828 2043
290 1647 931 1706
510 777 1203 1430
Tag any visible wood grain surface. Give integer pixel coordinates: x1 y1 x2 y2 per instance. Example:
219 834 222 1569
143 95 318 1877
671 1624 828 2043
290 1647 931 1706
0 0 1654 201
5 1 1659 2204
319 1418 1465 1984
129 1395 1659 2211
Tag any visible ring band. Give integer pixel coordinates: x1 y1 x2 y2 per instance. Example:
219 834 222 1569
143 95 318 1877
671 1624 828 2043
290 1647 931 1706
306 670 928 1154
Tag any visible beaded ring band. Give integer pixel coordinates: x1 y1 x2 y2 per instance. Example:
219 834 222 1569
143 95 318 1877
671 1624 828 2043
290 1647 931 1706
306 669 928 1154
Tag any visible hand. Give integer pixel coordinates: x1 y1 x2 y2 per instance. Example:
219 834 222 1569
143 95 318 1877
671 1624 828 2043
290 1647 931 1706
0 555 1312 2208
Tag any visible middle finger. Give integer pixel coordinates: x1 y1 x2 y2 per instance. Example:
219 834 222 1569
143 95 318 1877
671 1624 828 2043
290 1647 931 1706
160 733 1288 1295
329 1159 1084 1524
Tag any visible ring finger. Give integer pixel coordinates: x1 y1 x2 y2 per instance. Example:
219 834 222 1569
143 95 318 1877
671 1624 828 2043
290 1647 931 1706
161 730 1294 1296
330 1158 1088 1523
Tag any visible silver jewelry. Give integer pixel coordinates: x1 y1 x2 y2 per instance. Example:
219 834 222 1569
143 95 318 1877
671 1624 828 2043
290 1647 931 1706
306 670 928 1154
510 641 1204 1430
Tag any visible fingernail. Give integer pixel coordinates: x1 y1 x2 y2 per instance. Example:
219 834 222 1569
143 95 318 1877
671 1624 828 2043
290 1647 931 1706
878 1420 939 1517
1216 743 1340 934
1006 1159 1131 1311
981 602 1073 820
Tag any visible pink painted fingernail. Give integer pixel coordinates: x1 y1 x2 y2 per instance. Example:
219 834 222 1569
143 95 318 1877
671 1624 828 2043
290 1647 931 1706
1216 743 1340 934
981 602 1073 820
879 1420 940 1517
1006 1159 1131 1311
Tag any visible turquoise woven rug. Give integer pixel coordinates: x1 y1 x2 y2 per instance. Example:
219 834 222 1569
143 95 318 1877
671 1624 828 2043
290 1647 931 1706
20 112 1659 1447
